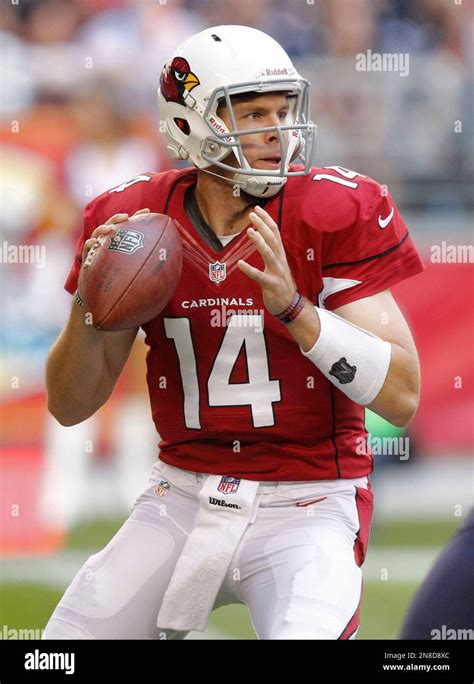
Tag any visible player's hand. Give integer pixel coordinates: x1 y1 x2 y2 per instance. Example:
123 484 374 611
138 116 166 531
81 208 151 267
237 205 297 316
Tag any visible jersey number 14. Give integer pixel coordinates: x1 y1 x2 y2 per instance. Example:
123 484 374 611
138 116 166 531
164 315 281 429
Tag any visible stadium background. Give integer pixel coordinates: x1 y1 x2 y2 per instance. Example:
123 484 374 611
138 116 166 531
1 0 472 639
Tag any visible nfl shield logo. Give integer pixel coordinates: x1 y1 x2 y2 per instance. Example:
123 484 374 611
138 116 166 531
154 480 171 497
209 261 226 283
108 229 144 254
218 476 240 494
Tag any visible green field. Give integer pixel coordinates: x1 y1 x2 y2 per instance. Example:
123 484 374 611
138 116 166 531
0 517 459 640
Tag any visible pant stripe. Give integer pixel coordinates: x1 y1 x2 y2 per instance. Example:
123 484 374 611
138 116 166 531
338 580 363 640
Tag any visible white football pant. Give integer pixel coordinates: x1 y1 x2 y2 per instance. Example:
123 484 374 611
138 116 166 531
43 459 372 640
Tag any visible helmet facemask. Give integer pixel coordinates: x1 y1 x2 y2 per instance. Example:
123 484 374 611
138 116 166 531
198 80 317 197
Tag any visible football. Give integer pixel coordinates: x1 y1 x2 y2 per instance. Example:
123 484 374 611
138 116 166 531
78 212 183 330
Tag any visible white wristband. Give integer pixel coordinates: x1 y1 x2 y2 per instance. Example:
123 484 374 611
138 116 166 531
301 307 391 405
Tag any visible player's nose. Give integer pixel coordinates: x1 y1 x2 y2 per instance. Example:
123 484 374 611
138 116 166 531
263 124 288 150
264 121 279 143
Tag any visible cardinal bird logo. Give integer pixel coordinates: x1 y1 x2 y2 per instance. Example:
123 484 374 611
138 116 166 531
160 57 200 105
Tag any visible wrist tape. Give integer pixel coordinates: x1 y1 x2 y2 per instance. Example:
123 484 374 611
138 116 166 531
301 307 391 405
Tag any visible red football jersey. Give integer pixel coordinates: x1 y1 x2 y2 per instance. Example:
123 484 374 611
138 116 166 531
65 165 424 481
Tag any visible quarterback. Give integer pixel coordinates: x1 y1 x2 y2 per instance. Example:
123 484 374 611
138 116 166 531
43 26 424 639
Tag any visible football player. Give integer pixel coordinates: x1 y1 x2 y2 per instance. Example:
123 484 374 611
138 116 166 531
43 26 424 640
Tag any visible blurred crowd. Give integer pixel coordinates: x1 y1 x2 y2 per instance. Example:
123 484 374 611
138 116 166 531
0 0 473 395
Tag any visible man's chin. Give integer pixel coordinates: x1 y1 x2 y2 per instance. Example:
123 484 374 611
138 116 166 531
202 161 276 203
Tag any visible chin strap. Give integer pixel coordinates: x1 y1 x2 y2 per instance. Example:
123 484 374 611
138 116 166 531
233 172 286 198
200 166 286 198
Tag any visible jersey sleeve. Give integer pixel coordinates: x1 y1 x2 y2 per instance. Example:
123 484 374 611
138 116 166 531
63 173 157 294
64 200 97 295
320 185 425 310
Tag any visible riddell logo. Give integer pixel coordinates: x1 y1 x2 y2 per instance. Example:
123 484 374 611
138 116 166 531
209 117 226 134
209 497 241 510
259 67 293 77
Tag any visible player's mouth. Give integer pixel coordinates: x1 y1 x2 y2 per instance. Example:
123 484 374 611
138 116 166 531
255 155 282 170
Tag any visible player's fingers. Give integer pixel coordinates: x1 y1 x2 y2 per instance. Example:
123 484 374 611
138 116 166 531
247 227 280 271
81 238 98 264
82 208 151 266
104 212 129 225
237 258 271 286
255 205 283 247
249 212 281 258
103 208 150 229
91 223 117 239
255 205 279 232
82 226 112 262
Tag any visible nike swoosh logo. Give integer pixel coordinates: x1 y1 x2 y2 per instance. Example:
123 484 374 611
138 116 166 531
295 496 328 507
378 207 394 228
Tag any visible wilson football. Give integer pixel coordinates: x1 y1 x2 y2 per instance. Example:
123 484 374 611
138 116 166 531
78 213 183 330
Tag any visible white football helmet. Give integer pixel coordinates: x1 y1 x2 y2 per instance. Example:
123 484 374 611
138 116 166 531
157 25 317 198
